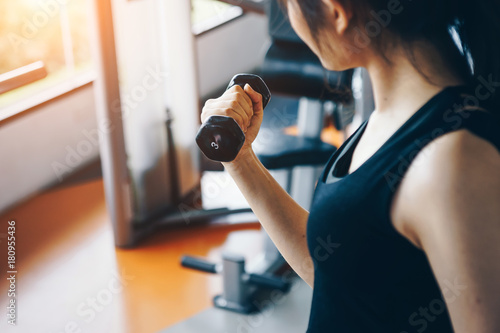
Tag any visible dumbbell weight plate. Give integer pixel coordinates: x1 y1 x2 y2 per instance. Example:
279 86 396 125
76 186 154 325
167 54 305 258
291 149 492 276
195 115 246 162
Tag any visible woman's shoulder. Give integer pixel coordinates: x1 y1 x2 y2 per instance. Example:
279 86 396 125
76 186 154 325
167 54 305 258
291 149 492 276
391 126 500 248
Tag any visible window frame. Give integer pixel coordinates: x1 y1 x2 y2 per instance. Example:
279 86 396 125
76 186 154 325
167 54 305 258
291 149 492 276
0 0 95 122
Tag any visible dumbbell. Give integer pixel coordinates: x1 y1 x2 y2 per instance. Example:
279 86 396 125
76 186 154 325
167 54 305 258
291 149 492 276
196 74 271 162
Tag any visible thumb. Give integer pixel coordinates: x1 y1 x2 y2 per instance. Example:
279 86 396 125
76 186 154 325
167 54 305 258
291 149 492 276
244 84 264 114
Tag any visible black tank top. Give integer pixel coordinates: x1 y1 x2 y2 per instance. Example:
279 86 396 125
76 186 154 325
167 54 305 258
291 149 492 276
306 85 500 333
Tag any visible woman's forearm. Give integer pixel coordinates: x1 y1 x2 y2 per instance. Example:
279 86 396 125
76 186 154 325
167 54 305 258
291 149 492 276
222 149 314 287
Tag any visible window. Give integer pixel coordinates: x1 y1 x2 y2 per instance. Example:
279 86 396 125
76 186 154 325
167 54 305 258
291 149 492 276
191 0 243 35
0 0 93 114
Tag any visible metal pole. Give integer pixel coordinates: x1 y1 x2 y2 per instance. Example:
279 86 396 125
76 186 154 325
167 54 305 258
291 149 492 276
90 0 134 247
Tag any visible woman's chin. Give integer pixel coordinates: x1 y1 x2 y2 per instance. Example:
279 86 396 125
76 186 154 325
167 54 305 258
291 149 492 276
320 59 352 72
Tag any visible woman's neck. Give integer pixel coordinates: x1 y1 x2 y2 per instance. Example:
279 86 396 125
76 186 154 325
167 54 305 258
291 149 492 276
364 41 465 117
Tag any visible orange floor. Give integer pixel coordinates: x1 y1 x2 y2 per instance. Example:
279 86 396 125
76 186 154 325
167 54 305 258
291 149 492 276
0 179 262 333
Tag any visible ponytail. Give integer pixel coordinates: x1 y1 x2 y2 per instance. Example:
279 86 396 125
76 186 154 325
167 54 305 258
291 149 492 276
450 0 500 113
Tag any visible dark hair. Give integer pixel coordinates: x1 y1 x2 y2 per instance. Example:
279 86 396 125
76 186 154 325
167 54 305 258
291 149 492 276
281 0 500 113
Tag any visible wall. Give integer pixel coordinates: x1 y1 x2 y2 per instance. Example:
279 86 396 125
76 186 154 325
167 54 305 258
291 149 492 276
0 84 98 212
196 13 269 99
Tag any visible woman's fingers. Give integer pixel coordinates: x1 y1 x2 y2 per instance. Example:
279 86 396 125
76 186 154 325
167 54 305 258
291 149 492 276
228 85 253 112
202 107 246 131
202 99 250 131
244 83 264 114
201 85 255 132
227 92 253 119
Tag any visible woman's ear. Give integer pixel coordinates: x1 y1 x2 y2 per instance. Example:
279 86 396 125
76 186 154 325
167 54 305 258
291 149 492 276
321 0 352 35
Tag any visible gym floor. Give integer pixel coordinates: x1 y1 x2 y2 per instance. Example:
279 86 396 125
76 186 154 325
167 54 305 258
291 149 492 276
0 178 263 333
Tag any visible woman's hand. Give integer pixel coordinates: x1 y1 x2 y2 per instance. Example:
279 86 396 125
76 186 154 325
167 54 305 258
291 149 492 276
201 84 264 161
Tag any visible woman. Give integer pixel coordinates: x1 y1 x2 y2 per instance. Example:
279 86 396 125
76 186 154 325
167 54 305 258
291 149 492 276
201 0 500 332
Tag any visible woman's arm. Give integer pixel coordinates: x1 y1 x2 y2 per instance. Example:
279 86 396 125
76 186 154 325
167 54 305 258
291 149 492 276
201 83 314 286
392 129 500 333
223 149 313 286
